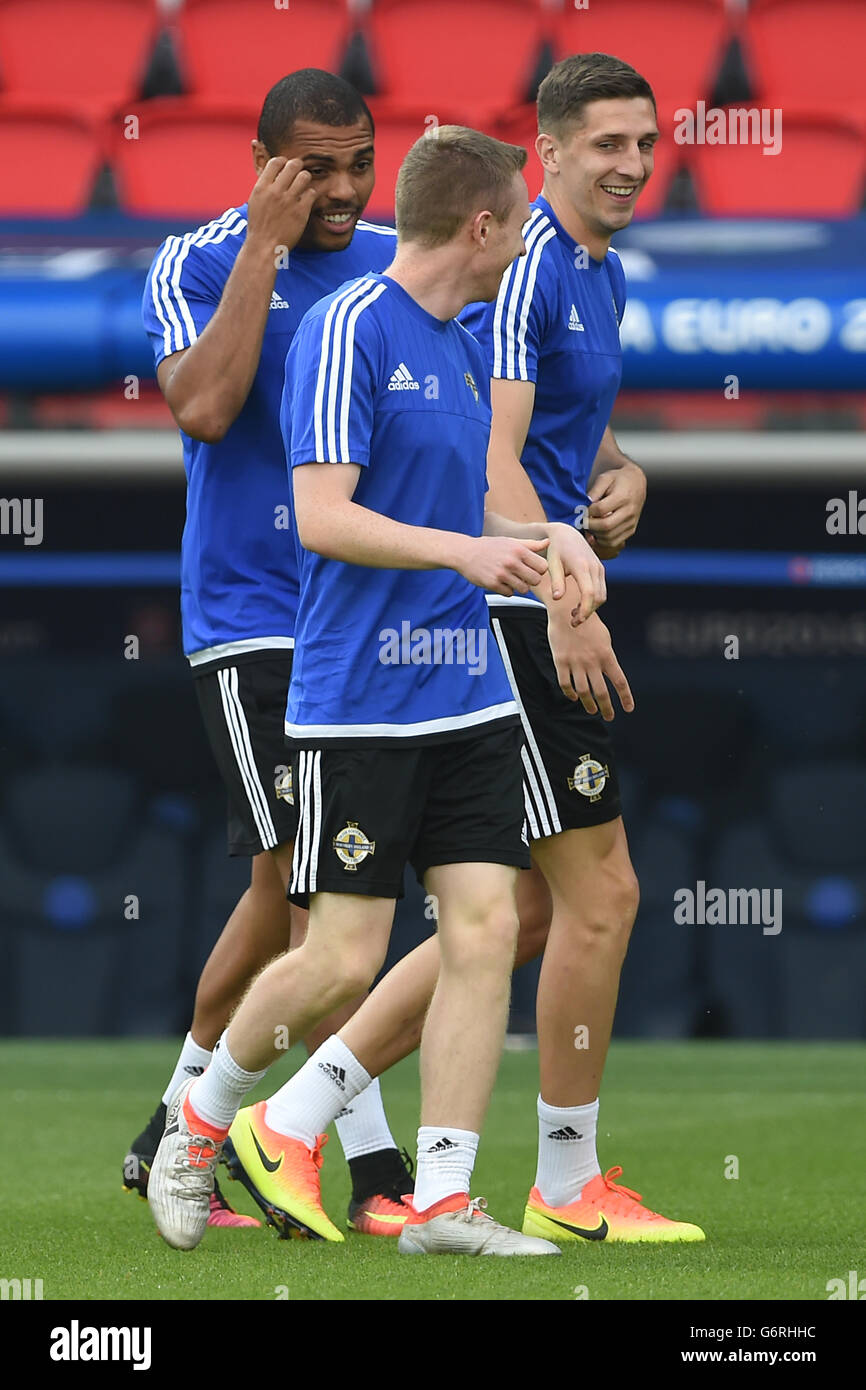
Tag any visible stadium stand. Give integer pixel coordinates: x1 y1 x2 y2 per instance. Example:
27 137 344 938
552 0 729 111
707 762 866 1038
365 0 547 124
0 766 186 1035
111 99 260 217
743 0 866 123
688 110 866 218
615 814 701 1038
174 0 350 103
0 0 159 116
0 0 860 218
614 688 756 802
107 679 215 806
2 0 865 1045
0 99 104 214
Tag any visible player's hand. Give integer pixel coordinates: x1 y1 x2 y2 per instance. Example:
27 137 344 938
246 157 318 257
586 532 627 561
546 607 634 718
545 523 607 625
587 462 647 550
457 536 548 596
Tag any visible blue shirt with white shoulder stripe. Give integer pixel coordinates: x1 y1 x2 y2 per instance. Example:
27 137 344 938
460 194 626 534
282 273 519 746
141 206 397 663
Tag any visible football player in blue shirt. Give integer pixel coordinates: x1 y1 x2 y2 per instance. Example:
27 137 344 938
147 126 607 1256
457 53 704 1243
127 69 413 1235
206 55 704 1248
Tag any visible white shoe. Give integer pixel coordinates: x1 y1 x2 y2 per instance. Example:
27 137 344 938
147 1080 224 1250
398 1195 561 1256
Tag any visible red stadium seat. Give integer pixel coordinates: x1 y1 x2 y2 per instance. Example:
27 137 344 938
744 0 866 122
366 0 545 124
493 103 682 219
111 100 260 218
176 0 349 104
553 0 729 112
688 110 866 217
491 105 544 189
364 101 467 221
0 0 158 116
0 99 103 214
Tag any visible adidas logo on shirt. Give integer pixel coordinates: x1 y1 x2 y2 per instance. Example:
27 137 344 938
427 1136 458 1153
568 304 584 332
548 1126 583 1141
387 362 420 391
269 290 290 310
318 1061 347 1091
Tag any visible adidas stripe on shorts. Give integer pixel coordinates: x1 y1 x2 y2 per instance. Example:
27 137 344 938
489 606 622 839
194 653 298 855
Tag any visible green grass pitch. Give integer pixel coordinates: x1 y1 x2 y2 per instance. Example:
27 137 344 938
2 1040 863 1302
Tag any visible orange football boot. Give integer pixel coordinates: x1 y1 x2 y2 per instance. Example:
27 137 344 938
523 1166 705 1243
225 1101 343 1241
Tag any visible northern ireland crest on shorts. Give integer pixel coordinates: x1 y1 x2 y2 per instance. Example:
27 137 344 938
567 754 609 802
333 821 376 871
274 767 294 805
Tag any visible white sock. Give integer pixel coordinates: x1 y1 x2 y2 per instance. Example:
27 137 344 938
334 1078 397 1160
265 1037 371 1148
413 1126 479 1212
187 1032 268 1131
161 1032 212 1106
534 1095 601 1207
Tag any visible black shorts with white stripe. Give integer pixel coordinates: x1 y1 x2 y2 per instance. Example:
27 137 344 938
194 654 297 856
287 723 530 906
489 605 622 839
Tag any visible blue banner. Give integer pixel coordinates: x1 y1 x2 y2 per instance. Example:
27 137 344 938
1 217 865 390
2 550 865 588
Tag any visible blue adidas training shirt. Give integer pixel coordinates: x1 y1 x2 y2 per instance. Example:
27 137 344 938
142 205 397 664
460 193 626 608
282 273 520 746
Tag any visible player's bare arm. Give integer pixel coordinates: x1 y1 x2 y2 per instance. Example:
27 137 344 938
486 378 549 524
293 460 549 597
586 424 647 557
486 376 629 721
157 158 318 442
483 511 606 623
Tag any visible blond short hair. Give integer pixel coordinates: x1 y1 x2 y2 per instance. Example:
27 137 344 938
395 125 527 247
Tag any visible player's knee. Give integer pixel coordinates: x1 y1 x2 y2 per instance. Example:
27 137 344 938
589 865 640 947
445 905 519 972
329 941 386 1001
